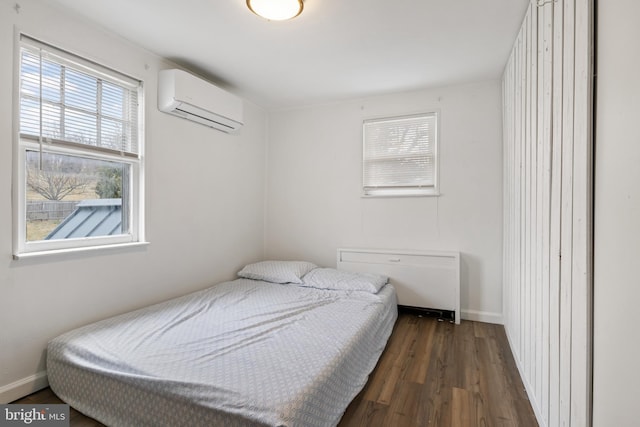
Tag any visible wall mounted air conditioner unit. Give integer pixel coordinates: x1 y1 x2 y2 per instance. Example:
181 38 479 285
158 69 244 133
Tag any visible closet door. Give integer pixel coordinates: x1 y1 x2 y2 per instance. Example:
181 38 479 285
502 1 593 426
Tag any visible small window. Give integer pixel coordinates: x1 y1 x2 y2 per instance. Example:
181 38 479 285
14 35 144 257
362 112 439 197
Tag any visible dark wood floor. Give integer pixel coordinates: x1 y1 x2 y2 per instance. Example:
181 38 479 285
339 313 538 427
14 313 537 427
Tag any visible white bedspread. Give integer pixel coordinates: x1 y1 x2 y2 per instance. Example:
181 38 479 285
47 278 397 427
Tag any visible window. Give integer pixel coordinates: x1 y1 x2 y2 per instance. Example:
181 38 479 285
362 112 439 197
14 35 144 257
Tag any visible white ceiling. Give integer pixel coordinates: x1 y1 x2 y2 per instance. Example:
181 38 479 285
49 0 529 110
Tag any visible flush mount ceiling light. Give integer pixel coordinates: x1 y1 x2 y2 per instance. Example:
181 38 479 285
247 0 304 21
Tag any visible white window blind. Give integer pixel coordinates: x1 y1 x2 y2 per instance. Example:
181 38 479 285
19 35 140 157
362 112 438 196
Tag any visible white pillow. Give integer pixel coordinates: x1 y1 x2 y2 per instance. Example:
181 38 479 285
237 260 317 284
302 268 388 293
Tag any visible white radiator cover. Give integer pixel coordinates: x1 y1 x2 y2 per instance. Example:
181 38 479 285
337 248 460 324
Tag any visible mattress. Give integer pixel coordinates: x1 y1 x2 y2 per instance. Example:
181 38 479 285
47 278 397 427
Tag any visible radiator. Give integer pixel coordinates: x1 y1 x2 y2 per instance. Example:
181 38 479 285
337 248 460 324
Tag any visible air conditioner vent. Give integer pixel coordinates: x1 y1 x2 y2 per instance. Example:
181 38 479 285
158 69 244 133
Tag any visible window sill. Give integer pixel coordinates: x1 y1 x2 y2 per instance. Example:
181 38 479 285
13 241 150 261
362 191 441 198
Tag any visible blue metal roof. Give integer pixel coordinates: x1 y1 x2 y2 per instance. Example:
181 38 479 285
45 199 122 240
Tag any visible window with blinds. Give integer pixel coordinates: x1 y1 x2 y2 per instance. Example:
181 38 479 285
14 35 145 257
362 112 439 197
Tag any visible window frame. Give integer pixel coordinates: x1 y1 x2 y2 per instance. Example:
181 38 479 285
362 111 440 198
13 34 146 259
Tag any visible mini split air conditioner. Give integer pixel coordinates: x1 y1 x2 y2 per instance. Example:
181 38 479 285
158 69 244 133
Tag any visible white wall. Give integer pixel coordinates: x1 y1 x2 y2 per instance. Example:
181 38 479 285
265 81 504 323
593 2 640 425
0 0 267 402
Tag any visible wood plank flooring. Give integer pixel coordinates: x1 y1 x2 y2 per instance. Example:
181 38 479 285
13 313 538 427
339 313 537 426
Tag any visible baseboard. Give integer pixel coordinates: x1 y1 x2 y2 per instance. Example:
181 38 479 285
461 309 503 324
0 371 48 404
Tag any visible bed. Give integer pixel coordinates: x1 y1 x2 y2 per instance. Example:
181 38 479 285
46 261 398 427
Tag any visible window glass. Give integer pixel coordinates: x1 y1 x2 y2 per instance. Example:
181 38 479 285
25 151 130 242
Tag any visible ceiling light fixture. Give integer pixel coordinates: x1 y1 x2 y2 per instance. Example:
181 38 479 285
246 0 304 21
